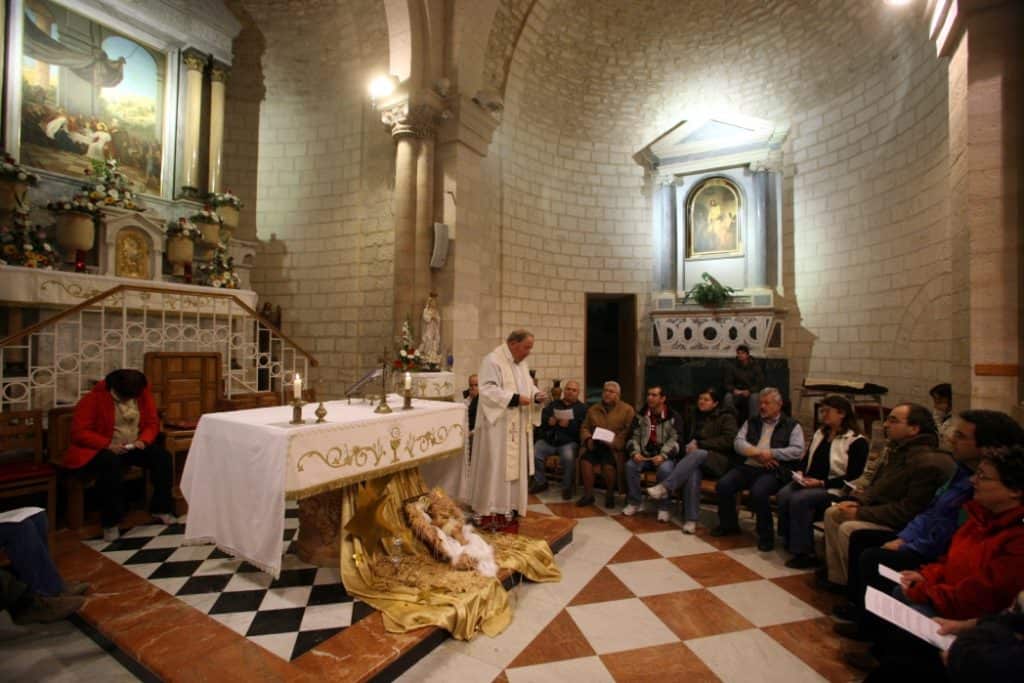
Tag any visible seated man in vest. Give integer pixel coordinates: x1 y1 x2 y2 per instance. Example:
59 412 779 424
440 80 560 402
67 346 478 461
623 385 681 522
820 402 955 589
67 369 176 542
530 380 587 500
713 387 805 551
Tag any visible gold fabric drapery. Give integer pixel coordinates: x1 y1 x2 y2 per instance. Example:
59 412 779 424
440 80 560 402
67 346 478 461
340 469 561 640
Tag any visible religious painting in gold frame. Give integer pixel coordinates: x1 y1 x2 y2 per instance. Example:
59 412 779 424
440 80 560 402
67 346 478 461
686 177 743 259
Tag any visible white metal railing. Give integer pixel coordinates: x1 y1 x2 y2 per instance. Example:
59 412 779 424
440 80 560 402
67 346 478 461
0 284 316 411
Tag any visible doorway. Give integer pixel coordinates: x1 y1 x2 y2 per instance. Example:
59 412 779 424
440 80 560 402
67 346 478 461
585 294 637 405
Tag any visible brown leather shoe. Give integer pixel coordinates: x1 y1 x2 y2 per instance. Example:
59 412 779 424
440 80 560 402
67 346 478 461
13 594 86 624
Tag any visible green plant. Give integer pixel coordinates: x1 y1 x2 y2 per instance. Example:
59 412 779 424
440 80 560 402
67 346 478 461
683 272 735 307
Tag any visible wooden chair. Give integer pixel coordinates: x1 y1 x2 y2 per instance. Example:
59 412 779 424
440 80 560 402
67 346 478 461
143 352 222 469
47 406 148 530
0 410 57 535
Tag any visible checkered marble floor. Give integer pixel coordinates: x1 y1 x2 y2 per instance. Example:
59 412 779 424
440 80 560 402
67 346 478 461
397 488 858 683
83 502 374 662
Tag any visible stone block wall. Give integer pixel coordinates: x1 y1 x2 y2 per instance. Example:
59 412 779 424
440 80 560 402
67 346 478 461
488 0 952 409
222 0 395 398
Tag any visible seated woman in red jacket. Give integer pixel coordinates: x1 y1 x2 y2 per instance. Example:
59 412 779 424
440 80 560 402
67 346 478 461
898 444 1024 620
68 369 175 541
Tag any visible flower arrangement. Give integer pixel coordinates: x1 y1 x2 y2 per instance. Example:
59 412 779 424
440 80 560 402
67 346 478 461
46 195 103 218
206 190 243 210
0 207 56 269
82 158 140 210
0 154 39 187
196 244 239 288
683 272 735 307
164 217 202 242
393 319 424 371
190 205 222 224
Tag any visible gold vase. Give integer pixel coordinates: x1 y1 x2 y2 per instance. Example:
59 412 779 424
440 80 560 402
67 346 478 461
218 204 239 229
55 212 96 252
0 180 28 212
167 236 195 275
197 221 221 246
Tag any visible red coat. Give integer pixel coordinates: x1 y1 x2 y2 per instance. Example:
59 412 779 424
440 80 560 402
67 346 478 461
66 381 160 469
906 500 1024 619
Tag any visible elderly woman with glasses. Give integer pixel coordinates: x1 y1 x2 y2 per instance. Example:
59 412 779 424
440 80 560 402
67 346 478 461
897 445 1024 619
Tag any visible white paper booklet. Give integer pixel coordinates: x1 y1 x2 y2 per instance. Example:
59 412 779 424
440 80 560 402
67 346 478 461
592 427 615 443
0 507 45 524
553 408 575 422
864 586 955 650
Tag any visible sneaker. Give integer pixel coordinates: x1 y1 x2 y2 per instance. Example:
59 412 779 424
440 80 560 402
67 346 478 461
102 526 120 542
604 491 615 508
13 594 86 625
832 602 861 622
646 483 668 500
622 503 640 516
61 581 90 596
153 513 177 526
657 510 670 523
576 494 595 508
682 521 697 534
757 538 775 552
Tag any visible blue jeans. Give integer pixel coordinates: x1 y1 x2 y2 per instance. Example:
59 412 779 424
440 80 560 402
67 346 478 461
776 482 831 555
625 457 674 510
533 440 578 489
661 449 709 522
0 511 63 596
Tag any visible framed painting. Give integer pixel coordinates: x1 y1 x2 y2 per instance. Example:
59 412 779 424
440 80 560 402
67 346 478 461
13 0 169 196
686 177 743 259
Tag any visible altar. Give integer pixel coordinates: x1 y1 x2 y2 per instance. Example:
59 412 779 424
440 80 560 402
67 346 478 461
181 395 466 577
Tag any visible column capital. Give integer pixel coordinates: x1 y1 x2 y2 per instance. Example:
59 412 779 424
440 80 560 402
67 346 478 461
211 62 231 83
182 50 208 73
380 99 444 139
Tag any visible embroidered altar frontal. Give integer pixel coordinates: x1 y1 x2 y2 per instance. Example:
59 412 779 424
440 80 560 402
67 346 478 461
286 398 466 498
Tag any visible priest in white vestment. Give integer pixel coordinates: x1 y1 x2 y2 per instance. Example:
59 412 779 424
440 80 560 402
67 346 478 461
466 330 545 515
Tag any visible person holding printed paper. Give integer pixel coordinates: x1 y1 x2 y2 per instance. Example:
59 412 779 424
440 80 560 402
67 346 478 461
466 330 546 517
577 381 635 508
529 380 587 500
896 445 1024 620
622 386 680 523
776 395 868 568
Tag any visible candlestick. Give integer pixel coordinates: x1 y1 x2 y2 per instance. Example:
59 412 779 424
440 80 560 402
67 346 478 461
315 401 327 423
402 388 413 410
293 373 302 400
289 398 305 425
403 371 412 391
374 358 392 414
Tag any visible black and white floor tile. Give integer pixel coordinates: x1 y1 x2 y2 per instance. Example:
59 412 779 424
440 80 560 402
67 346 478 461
84 502 374 661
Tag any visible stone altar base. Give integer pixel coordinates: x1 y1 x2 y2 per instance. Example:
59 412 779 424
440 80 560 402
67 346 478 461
52 510 575 681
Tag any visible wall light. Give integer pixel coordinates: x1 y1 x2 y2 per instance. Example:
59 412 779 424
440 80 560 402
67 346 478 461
884 0 913 6
368 74 399 100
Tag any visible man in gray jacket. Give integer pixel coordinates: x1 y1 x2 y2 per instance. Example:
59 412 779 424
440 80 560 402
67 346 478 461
623 386 680 522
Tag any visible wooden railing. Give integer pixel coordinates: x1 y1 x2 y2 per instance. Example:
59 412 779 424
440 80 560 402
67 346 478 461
0 284 317 411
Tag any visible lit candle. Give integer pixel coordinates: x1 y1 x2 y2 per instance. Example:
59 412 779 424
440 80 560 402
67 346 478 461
404 371 412 391
293 373 302 400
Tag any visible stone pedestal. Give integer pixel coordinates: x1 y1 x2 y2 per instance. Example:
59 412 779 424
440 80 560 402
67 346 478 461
294 489 343 567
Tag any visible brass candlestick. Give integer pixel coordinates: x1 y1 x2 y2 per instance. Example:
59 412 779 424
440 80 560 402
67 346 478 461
402 388 413 410
290 398 305 424
374 359 392 414
315 402 327 423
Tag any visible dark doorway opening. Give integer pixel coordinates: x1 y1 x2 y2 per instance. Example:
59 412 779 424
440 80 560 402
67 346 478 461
585 294 637 405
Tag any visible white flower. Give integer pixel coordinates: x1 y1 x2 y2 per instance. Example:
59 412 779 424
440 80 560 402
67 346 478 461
399 349 407 358
17 172 27 181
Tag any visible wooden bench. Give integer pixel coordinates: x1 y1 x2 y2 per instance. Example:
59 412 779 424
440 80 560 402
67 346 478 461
47 406 149 530
0 410 57 537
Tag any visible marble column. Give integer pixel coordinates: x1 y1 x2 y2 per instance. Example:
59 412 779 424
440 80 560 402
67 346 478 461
415 135 435 298
179 51 206 197
208 63 229 194
651 178 675 292
747 170 770 289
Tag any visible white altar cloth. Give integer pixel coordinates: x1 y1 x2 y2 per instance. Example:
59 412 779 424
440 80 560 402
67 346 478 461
181 396 466 576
